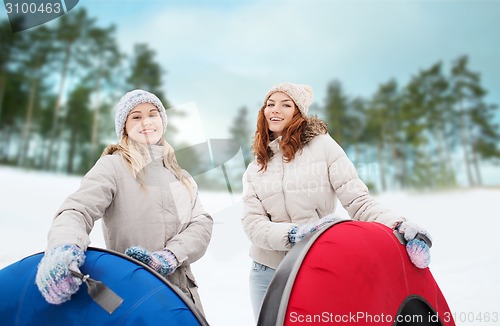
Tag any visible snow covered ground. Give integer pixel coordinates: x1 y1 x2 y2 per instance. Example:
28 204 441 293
1 166 499 326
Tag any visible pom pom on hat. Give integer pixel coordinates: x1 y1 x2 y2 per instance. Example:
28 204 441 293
114 89 168 139
265 82 313 117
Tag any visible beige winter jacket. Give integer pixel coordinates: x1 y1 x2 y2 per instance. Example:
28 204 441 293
242 117 405 269
47 145 213 312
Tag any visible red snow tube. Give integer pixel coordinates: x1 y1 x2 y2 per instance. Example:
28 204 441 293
258 221 455 326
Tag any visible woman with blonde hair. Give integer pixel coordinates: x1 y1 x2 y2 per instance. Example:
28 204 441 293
35 89 213 314
242 82 432 320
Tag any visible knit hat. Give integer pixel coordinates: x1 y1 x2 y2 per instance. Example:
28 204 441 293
264 82 313 117
114 89 168 139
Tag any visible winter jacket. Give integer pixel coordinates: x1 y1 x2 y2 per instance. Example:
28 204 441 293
47 145 213 312
242 117 405 269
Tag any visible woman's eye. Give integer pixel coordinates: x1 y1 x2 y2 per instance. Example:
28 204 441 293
267 104 274 107
132 116 141 120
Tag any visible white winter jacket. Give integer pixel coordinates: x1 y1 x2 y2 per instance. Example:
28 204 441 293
242 117 404 269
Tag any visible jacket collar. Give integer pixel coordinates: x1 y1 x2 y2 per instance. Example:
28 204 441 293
269 137 282 154
149 145 164 160
268 115 328 153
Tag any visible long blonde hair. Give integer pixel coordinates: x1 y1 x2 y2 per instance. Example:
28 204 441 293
103 135 195 197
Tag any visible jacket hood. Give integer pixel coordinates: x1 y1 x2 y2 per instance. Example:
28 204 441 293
301 115 328 146
101 144 121 156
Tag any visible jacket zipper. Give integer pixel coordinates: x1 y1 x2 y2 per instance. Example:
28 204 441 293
280 155 292 220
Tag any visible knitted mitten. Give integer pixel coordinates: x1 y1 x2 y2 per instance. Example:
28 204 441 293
396 221 432 269
396 220 432 246
288 214 344 245
125 247 179 277
406 239 431 269
35 244 85 304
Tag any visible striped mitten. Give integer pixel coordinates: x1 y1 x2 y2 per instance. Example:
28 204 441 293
289 214 344 245
406 239 431 269
396 220 432 269
35 244 85 304
125 246 179 277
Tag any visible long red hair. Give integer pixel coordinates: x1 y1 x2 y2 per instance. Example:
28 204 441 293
253 102 308 171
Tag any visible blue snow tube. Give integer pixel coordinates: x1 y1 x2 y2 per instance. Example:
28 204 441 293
0 247 209 325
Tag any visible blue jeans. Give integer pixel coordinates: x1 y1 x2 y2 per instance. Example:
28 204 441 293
249 261 276 321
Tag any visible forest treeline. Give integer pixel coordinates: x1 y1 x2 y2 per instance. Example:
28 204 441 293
1 9 499 191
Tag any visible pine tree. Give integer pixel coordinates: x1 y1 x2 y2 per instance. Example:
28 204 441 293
65 85 93 174
85 25 122 166
126 43 180 142
44 8 96 171
363 95 388 192
228 106 253 167
403 62 456 189
127 43 165 99
323 80 350 147
370 79 404 189
449 55 495 186
17 26 55 167
0 20 23 122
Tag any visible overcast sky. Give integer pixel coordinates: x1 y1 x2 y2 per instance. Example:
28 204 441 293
78 0 500 143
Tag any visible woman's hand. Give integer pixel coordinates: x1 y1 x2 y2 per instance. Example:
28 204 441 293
125 246 179 277
288 214 346 245
35 244 86 304
396 221 432 269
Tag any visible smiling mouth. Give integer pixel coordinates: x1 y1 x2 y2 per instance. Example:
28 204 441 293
140 129 156 134
270 117 284 121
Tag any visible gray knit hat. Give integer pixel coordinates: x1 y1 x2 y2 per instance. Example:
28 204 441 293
264 82 313 117
114 89 168 139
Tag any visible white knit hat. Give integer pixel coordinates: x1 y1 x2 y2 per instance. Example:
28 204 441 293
114 89 168 139
264 82 313 117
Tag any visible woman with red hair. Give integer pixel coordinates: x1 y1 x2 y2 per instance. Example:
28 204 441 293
241 82 432 321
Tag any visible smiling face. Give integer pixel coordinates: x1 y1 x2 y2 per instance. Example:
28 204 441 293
264 92 298 138
124 103 164 144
